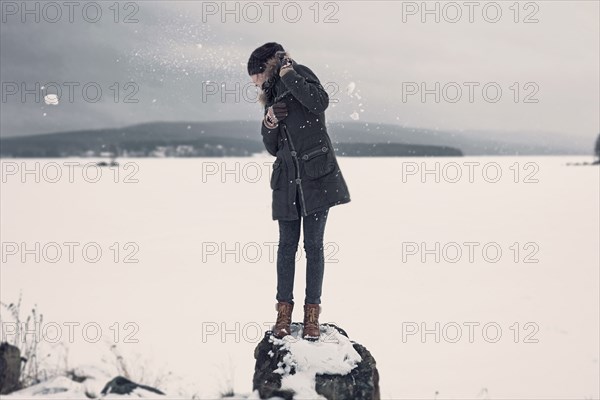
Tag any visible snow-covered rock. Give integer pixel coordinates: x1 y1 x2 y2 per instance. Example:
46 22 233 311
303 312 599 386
67 364 115 398
4 372 166 399
4 376 89 399
101 376 165 398
252 323 379 400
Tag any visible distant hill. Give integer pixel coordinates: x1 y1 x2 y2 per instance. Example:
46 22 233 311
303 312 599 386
0 120 589 157
334 142 462 157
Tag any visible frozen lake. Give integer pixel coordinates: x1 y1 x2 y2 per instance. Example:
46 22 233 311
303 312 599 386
1 156 598 399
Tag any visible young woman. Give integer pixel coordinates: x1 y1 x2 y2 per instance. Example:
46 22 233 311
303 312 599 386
248 42 351 341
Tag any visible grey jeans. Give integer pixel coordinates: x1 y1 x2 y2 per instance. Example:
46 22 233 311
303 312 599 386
276 192 329 305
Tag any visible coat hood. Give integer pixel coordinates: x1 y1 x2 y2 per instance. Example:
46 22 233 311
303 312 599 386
258 51 294 107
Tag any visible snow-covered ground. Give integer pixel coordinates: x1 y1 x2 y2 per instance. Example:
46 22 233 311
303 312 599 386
1 156 598 399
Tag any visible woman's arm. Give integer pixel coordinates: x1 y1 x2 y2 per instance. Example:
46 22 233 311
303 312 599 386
279 64 329 115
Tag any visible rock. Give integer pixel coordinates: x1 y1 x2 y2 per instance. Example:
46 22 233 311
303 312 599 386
101 375 165 397
253 323 379 400
0 342 22 395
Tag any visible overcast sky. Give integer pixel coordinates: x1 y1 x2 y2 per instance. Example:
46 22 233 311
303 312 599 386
1 1 598 140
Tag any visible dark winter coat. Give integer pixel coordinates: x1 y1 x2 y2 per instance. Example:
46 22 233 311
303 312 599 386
259 52 351 221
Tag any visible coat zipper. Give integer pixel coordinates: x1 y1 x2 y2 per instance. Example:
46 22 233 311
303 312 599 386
281 123 308 217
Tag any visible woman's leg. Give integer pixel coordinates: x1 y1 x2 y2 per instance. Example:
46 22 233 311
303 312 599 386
276 215 301 304
303 208 330 305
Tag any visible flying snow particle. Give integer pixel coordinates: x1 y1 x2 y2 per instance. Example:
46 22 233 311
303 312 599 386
44 94 59 105
350 111 359 120
346 82 356 96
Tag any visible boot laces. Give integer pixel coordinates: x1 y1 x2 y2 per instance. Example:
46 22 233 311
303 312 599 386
305 306 319 326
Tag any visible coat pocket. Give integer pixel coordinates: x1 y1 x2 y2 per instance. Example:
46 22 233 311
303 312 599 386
301 145 335 179
270 159 283 190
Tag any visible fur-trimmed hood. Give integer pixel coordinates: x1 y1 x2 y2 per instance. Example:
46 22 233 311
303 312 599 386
257 51 295 107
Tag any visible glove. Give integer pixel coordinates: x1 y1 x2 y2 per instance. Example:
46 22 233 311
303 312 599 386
276 51 294 77
264 102 288 129
271 102 288 121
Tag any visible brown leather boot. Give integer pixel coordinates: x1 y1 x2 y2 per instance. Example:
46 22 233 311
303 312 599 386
273 301 294 338
302 303 322 341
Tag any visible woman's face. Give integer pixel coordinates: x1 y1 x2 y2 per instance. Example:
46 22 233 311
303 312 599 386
251 72 267 88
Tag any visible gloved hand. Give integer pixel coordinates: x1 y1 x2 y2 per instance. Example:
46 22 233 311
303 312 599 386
271 102 288 121
264 102 288 129
276 51 294 77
